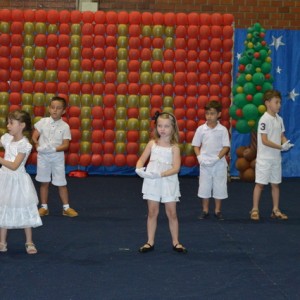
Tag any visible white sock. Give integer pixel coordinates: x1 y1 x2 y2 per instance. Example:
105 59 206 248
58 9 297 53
63 204 70 211
41 204 48 210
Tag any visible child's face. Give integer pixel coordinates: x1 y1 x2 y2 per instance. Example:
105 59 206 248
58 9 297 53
49 100 66 120
7 119 24 137
156 117 173 139
205 108 220 125
266 96 281 115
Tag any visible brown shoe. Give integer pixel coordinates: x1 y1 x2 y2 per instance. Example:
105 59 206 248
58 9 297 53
250 209 260 221
62 207 78 217
38 207 49 217
271 209 288 220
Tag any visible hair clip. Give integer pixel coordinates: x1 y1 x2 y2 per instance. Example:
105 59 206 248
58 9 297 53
152 111 161 123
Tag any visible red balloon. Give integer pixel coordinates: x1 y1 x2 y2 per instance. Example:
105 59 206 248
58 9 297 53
11 34 22 46
106 11 118 24
12 9 24 21
47 10 59 23
35 10 47 22
188 12 199 25
176 13 188 25
79 154 91 167
152 12 164 25
92 129 103 143
141 12 152 25
115 154 126 167
104 129 115 142
211 13 223 25
59 10 71 23
164 12 176 26
94 11 106 24
82 11 94 23
118 11 129 24
71 10 82 23
69 106 81 117
103 142 114 154
69 117 80 129
24 10 35 22
67 153 79 166
126 154 138 167
175 25 186 38
91 154 102 166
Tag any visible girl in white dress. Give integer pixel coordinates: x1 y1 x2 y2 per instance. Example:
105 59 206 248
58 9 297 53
136 112 187 253
0 110 42 254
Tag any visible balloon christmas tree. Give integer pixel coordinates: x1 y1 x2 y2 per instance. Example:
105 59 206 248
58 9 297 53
230 23 273 181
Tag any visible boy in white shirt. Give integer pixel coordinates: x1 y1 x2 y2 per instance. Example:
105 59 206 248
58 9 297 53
250 90 293 221
32 96 78 217
192 101 230 220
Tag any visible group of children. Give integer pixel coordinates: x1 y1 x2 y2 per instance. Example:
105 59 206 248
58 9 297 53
0 90 293 255
0 96 78 255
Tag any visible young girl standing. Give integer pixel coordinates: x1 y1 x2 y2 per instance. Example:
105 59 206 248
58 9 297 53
0 110 42 254
136 112 187 253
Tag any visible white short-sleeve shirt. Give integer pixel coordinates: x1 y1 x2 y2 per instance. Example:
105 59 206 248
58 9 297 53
34 117 71 148
257 112 284 160
191 121 230 162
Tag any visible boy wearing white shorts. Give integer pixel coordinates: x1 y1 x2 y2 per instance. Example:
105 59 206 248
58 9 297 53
192 101 230 220
32 96 78 217
250 90 293 221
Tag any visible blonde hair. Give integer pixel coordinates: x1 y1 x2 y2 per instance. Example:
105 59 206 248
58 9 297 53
153 112 179 145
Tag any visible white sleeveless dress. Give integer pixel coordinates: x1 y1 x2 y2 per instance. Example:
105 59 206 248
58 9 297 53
142 143 181 202
0 134 42 229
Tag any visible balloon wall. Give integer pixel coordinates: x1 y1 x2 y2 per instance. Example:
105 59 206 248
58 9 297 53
0 9 234 174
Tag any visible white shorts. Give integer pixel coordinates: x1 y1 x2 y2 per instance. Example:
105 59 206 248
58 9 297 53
35 153 67 186
198 163 228 199
255 159 281 184
142 194 180 203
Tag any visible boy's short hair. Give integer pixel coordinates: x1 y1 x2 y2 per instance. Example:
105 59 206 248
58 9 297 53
205 100 222 113
263 90 282 103
50 96 67 109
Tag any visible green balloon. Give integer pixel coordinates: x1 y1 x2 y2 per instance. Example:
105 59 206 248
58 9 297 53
229 105 239 120
236 119 251 134
244 64 255 74
261 62 272 74
243 82 256 95
259 49 268 60
237 73 246 85
252 93 263 106
252 58 262 68
242 104 259 120
253 42 262 51
252 72 265 85
246 49 254 60
239 55 250 65
262 82 273 93
233 93 247 108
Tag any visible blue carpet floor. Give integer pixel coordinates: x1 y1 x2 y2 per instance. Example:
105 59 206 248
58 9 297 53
0 176 299 300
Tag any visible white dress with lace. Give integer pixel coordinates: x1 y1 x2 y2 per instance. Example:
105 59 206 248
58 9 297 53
0 134 42 229
142 143 181 202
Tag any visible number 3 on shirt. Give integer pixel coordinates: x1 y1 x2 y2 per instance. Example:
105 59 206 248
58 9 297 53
260 122 266 130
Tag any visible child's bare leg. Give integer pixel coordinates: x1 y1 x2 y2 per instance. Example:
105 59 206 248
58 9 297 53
165 202 179 246
215 199 222 213
0 228 7 244
202 198 209 213
271 183 280 211
58 185 69 205
146 200 159 246
24 227 33 244
252 183 264 211
40 182 50 204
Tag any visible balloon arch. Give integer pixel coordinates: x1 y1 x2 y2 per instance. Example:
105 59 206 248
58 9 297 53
0 9 234 175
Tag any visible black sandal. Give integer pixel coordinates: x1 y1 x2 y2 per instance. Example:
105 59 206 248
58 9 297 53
173 243 187 254
138 243 154 253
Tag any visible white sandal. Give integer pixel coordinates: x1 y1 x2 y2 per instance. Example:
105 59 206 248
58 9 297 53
0 242 7 252
25 243 37 255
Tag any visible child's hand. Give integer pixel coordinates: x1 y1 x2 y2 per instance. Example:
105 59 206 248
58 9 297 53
197 155 202 165
281 140 294 151
37 144 56 154
201 156 220 167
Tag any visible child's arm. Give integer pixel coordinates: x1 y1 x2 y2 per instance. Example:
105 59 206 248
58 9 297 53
161 145 181 177
0 153 26 171
281 133 288 144
55 139 70 152
32 129 40 149
136 140 153 168
217 146 230 159
261 133 282 150
193 146 201 156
